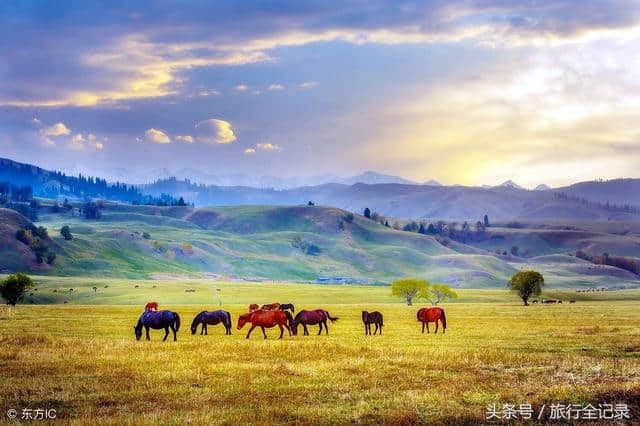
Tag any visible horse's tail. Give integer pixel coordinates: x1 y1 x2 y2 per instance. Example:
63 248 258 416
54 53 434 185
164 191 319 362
379 314 384 327
325 311 338 322
173 312 181 332
225 311 232 328
284 311 294 328
416 309 421 321
441 309 446 330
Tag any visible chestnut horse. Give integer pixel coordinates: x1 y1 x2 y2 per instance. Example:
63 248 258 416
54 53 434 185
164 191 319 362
261 302 281 311
292 309 339 335
417 307 446 334
237 309 293 339
249 304 259 312
145 301 158 311
362 311 383 335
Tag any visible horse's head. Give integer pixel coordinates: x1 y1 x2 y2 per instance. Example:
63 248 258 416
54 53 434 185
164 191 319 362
237 313 251 330
191 311 204 335
291 318 299 335
134 323 143 340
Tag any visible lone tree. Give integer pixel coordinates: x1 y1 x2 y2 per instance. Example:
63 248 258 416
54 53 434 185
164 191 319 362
60 225 73 240
424 283 458 305
508 270 544 306
363 207 371 218
0 273 35 306
391 278 429 306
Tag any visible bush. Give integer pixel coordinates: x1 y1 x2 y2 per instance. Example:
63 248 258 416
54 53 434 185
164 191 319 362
0 273 35 305
60 225 73 240
343 212 354 223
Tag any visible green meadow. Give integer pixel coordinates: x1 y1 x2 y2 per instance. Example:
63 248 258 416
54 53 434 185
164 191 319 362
1 280 640 424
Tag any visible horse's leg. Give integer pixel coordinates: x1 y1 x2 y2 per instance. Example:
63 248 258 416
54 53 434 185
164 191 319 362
285 322 291 336
317 322 323 335
441 319 445 334
324 320 329 335
365 323 368 335
163 327 169 341
303 323 309 336
172 324 177 341
278 324 284 339
434 320 439 334
374 323 379 335
205 324 208 335
426 322 430 334
145 325 151 340
246 325 255 339
379 322 382 335
421 321 425 333
261 326 267 339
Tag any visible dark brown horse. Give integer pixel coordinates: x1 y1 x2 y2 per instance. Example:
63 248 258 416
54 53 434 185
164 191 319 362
417 307 446 334
237 309 293 339
279 303 295 313
134 310 180 341
362 311 383 335
261 302 281 311
191 310 232 335
292 310 338 335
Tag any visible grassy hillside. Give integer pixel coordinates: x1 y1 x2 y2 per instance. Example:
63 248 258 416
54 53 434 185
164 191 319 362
2 203 639 289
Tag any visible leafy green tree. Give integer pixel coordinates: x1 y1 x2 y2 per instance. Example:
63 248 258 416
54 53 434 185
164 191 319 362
391 278 429 306
424 283 458 305
60 225 73 240
0 273 35 305
508 270 544 306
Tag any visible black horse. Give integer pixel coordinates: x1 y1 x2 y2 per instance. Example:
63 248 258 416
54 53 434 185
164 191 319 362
362 311 383 335
191 310 232 335
279 303 295 313
292 309 338 335
134 310 181 341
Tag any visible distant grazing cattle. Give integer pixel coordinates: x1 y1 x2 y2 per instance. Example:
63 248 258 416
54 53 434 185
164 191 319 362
69 288 74 292
185 288 196 292
558 300 563 304
53 289 57 293
134 285 140 288
541 299 557 304
63 301 68 304
532 300 539 304
570 300 576 304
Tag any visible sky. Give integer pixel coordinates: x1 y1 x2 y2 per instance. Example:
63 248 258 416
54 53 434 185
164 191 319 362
1 0 640 188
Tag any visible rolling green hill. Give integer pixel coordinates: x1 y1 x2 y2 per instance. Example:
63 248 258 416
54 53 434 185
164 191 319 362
2 204 639 289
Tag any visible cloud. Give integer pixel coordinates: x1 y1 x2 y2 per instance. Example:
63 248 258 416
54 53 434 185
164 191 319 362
144 128 171 144
268 83 284 91
234 84 249 92
244 148 256 155
40 122 71 137
175 135 194 143
31 117 41 124
68 132 106 150
256 142 282 151
195 119 236 144
198 89 220 97
299 81 319 88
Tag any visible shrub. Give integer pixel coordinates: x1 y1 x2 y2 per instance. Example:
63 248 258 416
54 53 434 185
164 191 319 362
0 273 35 305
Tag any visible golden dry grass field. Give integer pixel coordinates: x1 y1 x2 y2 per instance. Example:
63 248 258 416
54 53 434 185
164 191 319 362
1 284 640 425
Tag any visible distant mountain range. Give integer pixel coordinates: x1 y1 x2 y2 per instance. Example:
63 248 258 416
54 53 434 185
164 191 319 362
2 157 639 221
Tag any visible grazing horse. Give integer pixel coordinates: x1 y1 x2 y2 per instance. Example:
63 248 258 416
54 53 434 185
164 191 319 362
417 307 446 334
570 300 576 304
279 303 295 313
362 311 383 335
191 310 232 335
145 301 159 311
134 310 181 341
292 310 339 336
261 302 281 311
541 299 557 304
237 310 293 339
249 303 259 312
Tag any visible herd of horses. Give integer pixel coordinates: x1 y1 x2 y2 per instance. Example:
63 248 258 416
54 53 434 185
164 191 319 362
134 302 447 341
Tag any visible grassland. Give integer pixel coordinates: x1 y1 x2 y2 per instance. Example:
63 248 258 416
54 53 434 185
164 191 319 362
1 281 640 424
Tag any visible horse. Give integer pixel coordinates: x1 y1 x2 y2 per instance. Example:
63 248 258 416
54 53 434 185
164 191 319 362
145 301 159 311
279 303 295 313
261 302 281 311
362 311 383 335
417 307 446 334
570 300 576 304
237 309 293 339
191 310 232 335
292 310 339 336
531 300 539 304
249 303 259 312
134 310 181 341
